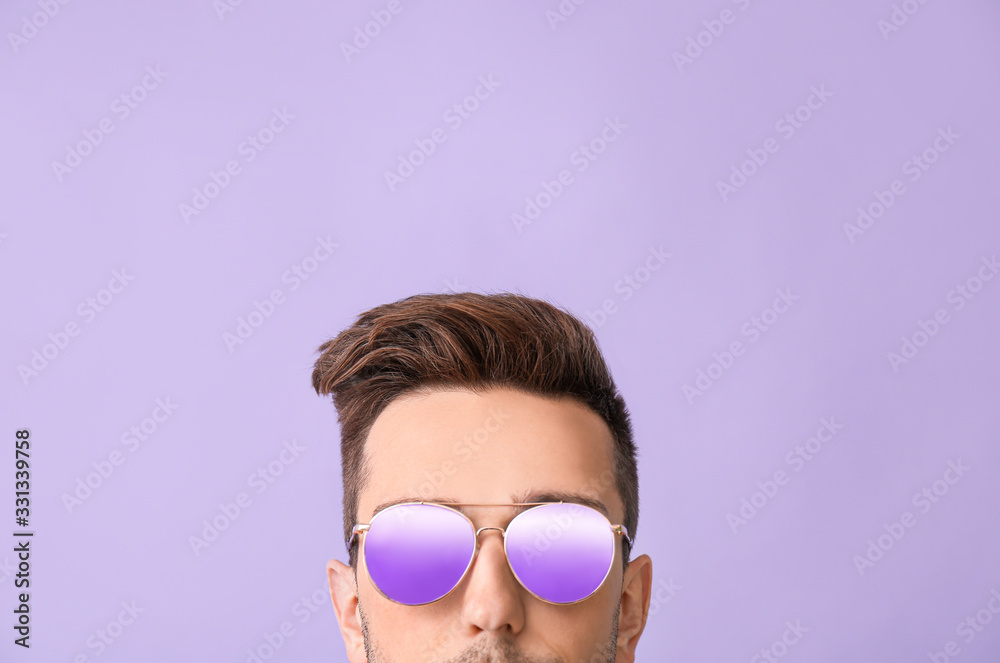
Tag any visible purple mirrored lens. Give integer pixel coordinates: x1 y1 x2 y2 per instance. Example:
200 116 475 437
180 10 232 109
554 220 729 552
363 504 475 605
505 503 615 603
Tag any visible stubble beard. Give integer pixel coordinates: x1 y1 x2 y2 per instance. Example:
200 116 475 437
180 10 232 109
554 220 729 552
357 596 620 663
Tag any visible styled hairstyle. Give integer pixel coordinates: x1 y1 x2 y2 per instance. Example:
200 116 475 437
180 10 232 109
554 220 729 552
311 292 638 571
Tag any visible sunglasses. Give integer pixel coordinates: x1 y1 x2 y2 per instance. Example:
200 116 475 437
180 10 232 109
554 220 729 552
349 501 632 606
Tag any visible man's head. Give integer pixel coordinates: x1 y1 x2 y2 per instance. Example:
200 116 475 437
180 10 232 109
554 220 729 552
312 292 652 662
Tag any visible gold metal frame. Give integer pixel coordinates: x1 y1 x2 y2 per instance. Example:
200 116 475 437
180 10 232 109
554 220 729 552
349 501 632 606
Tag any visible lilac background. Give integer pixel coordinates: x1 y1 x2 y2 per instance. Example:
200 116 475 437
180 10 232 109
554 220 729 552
3 0 1000 661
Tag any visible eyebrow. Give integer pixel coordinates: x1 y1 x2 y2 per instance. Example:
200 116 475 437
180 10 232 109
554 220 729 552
369 490 611 521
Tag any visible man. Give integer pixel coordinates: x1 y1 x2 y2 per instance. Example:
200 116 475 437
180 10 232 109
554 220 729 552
312 292 652 662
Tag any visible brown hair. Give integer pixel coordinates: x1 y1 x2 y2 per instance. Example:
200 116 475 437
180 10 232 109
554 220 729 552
311 292 638 571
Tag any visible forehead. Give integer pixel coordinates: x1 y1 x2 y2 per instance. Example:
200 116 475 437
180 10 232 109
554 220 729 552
358 387 620 522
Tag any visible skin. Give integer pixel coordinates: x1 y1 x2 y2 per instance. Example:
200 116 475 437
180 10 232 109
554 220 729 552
327 387 653 662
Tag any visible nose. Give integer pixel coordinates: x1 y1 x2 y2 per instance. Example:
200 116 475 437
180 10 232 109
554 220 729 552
458 527 526 635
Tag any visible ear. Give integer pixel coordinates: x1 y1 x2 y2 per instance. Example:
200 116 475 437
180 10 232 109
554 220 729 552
615 554 653 663
328 559 366 662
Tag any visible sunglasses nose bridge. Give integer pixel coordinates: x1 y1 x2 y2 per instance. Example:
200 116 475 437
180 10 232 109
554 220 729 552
467 525 524 598
475 525 506 539
470 526 508 570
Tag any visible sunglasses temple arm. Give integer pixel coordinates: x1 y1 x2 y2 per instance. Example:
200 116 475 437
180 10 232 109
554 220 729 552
349 524 369 549
613 525 633 546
